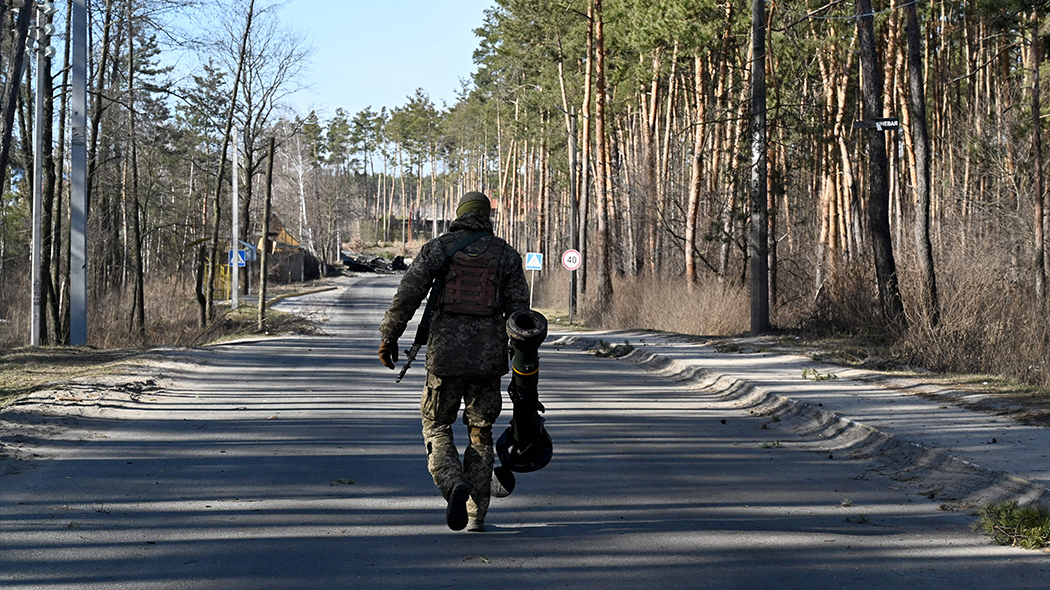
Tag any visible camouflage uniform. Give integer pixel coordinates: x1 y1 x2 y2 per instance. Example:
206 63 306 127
380 211 530 526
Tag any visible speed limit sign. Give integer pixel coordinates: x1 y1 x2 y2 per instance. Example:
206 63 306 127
561 249 582 271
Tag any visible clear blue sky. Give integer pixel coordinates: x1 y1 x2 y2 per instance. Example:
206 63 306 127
276 0 495 119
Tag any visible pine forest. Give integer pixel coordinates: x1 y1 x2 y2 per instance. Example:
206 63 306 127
1 0 1049 388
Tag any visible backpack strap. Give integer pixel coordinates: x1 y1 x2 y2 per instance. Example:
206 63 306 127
396 231 488 382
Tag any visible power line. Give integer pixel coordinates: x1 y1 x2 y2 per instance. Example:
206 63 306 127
777 0 923 31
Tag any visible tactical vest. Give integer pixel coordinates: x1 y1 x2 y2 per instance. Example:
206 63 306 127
441 236 505 316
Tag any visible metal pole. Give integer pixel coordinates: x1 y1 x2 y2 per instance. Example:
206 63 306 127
529 270 536 309
70 0 88 345
231 128 239 310
30 7 45 346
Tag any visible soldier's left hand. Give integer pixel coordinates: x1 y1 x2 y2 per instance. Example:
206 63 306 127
378 340 399 369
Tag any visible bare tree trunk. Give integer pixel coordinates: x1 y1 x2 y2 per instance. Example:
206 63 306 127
685 52 705 285
857 0 906 326
54 2 74 344
750 0 770 334
0 0 34 192
195 245 207 328
128 1 145 334
40 28 61 344
580 1 594 295
592 0 613 309
398 145 407 244
538 132 548 253
258 137 275 331
640 50 660 276
89 0 116 290
1031 11 1047 306
905 1 940 324
206 0 256 322
654 42 678 276
431 143 438 239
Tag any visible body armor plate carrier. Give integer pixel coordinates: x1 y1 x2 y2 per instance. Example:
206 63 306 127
441 237 505 316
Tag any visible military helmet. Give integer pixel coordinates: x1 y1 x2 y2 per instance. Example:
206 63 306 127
456 191 491 217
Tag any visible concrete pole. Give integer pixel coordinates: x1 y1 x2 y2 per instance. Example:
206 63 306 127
70 0 88 345
231 129 239 310
31 25 44 346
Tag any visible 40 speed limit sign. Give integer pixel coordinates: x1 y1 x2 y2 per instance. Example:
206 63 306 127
561 249 582 271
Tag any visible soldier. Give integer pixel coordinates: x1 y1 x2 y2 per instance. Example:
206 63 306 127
378 191 530 532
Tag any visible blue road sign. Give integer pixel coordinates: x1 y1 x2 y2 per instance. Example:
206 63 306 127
229 249 246 267
525 252 543 271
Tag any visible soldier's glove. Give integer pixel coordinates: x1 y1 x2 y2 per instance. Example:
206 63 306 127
378 340 399 369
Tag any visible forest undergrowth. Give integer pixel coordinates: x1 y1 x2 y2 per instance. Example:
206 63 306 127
0 275 318 350
2 246 1048 396
531 253 1050 393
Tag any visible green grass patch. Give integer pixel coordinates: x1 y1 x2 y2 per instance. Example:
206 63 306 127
973 500 1050 549
802 368 838 381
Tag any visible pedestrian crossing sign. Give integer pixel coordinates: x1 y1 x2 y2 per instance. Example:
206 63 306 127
229 249 246 267
525 252 543 271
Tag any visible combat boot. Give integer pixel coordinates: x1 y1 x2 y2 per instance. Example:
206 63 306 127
446 482 470 531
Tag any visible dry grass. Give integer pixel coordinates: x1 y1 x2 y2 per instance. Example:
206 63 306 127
893 257 1050 389
0 273 31 349
0 274 324 350
89 277 201 348
531 269 749 336
800 264 887 336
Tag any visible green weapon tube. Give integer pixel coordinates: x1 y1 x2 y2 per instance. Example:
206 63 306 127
497 310 552 473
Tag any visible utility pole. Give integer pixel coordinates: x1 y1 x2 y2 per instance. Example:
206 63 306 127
70 0 88 345
749 0 770 334
30 1 58 346
231 128 239 310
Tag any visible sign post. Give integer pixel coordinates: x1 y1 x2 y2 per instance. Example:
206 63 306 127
525 252 543 308
562 249 582 324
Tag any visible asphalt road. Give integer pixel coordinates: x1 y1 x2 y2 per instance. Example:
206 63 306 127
2 274 1049 589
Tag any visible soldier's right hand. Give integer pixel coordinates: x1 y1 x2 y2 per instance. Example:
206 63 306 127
378 340 399 369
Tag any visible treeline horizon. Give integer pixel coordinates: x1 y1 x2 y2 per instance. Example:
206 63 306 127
1 0 1048 387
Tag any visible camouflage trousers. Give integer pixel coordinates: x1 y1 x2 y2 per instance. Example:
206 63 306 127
421 373 502 523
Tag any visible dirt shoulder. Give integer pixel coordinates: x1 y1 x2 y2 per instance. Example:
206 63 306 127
0 278 343 407
0 347 154 408
700 332 1050 429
